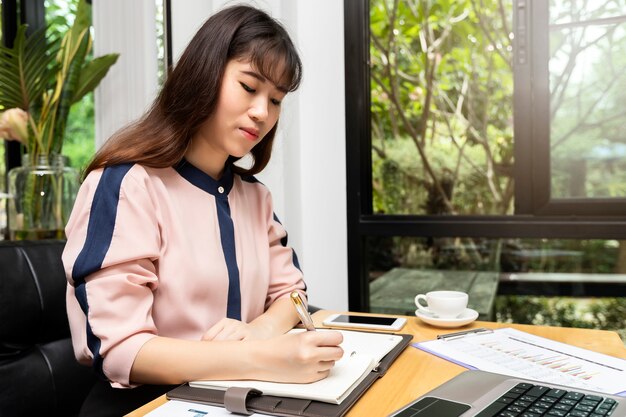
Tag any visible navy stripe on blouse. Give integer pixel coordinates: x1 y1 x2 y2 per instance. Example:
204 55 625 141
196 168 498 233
175 160 241 320
71 163 134 379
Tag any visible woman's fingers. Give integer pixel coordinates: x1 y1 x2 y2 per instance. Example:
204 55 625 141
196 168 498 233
311 330 344 347
317 360 336 372
253 331 347 383
202 321 225 341
313 369 331 381
203 318 246 341
300 331 344 361
317 345 345 362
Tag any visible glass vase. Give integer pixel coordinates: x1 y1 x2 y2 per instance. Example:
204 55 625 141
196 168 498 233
7 153 79 240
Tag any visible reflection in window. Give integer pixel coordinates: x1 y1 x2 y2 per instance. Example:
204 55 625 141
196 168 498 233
549 1 626 199
366 235 626 337
366 236 623 277
496 295 626 343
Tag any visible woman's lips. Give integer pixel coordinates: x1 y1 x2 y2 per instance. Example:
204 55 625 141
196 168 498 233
240 127 259 141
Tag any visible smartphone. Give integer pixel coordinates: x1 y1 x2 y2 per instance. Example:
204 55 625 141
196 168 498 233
322 313 406 331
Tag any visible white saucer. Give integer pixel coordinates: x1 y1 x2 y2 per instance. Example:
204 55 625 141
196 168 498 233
415 308 479 328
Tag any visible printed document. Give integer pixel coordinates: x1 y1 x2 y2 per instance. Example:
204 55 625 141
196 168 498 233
144 399 271 416
415 327 626 395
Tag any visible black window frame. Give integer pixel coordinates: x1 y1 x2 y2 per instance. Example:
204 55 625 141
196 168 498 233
344 0 626 312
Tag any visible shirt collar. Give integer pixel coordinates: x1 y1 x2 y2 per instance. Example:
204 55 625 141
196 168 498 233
175 158 234 197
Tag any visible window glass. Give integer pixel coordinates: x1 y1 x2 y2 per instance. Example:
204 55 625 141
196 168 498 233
366 236 623 278
496 295 626 343
370 0 514 215
549 1 626 198
366 236 625 336
156 0 167 86
358 1 626 337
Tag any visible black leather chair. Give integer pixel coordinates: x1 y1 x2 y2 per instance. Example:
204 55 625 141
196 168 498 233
0 240 96 417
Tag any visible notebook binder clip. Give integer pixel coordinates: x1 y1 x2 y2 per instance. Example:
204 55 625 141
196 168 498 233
437 328 493 341
224 387 262 415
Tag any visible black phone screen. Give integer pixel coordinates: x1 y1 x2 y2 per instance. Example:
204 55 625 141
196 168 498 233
332 315 397 325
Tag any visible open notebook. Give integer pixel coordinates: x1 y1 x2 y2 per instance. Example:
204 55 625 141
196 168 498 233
188 329 405 404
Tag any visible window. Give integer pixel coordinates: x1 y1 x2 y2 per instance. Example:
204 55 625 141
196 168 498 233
344 0 626 324
369 0 514 217
519 0 626 215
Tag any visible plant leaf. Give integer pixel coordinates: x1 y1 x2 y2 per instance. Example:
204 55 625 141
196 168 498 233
0 25 58 111
51 28 91 153
72 53 120 104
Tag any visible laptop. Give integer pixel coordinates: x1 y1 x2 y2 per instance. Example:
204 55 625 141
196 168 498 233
387 370 625 416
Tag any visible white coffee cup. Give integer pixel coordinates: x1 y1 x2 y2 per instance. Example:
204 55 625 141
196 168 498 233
415 291 468 319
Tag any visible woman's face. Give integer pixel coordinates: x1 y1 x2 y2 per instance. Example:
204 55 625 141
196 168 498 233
194 59 287 162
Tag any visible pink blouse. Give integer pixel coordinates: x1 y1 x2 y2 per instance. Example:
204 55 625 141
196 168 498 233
63 161 305 387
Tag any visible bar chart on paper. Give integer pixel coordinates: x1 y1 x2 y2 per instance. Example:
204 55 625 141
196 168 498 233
415 328 626 395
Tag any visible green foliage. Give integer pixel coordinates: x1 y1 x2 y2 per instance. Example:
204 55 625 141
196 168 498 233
505 239 620 274
62 92 95 172
0 144 5 193
496 296 626 344
0 0 118 160
45 0 95 170
370 0 515 217
371 0 626 210
46 0 78 30
0 25 59 111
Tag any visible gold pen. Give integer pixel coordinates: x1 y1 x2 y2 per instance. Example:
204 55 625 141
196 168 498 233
290 291 316 331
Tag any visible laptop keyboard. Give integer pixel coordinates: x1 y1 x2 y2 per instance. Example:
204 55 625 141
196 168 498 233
475 382 619 417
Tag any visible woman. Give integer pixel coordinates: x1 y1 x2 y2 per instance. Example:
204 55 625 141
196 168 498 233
63 5 343 416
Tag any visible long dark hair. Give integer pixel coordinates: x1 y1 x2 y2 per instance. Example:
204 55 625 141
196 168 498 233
84 5 302 178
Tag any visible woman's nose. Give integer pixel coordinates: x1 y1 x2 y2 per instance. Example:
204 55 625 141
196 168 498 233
249 98 269 122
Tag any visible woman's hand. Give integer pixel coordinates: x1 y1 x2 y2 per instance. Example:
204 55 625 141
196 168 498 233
203 296 305 341
253 330 345 383
202 318 273 341
132 328 344 385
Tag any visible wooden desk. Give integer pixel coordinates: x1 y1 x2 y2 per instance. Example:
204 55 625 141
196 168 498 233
126 311 626 417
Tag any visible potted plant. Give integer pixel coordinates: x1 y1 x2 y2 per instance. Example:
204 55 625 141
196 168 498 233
0 0 119 239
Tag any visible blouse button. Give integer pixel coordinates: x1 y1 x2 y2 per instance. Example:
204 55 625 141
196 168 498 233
218 186 225 194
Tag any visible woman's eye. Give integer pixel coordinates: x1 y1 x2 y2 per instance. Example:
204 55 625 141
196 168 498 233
271 98 282 106
240 82 255 93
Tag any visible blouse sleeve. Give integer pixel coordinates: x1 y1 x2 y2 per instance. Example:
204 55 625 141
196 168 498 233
63 164 162 388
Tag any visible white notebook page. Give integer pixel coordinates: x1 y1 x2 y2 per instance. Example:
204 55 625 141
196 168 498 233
189 329 404 404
